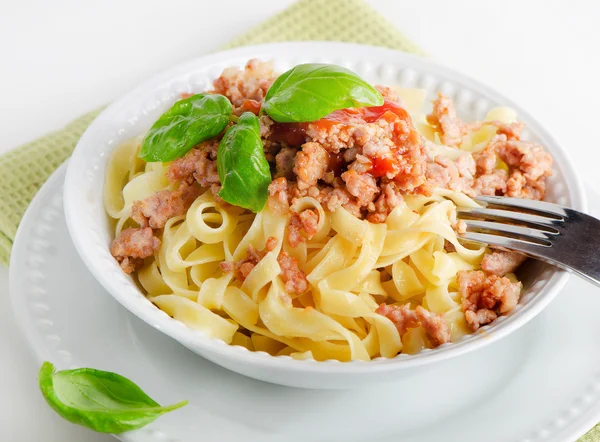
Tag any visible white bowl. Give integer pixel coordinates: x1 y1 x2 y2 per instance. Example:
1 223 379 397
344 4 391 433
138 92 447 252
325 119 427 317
64 42 587 389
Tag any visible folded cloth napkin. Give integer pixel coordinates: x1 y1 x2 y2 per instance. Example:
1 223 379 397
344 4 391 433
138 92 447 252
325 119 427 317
0 2 597 439
0 0 422 266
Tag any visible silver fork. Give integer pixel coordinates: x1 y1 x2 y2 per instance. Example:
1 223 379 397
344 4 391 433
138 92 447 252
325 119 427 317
457 195 600 286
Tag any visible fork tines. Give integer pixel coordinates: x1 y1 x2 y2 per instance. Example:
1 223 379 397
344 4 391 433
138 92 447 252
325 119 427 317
457 196 566 251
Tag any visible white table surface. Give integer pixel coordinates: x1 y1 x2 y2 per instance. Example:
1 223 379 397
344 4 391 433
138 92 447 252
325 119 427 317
2 0 600 440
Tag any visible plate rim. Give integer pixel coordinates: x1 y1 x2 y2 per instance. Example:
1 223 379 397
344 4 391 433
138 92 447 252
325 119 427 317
9 161 70 367
10 161 600 442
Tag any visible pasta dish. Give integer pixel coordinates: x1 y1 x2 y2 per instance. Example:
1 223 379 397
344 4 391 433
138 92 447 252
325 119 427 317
105 60 553 361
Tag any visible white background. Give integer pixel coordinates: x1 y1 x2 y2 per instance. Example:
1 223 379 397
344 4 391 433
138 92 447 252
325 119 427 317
1 0 600 440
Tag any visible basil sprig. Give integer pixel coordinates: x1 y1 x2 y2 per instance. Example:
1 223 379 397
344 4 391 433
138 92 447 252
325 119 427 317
139 93 232 162
262 63 384 123
38 362 187 434
134 63 385 211
217 112 271 212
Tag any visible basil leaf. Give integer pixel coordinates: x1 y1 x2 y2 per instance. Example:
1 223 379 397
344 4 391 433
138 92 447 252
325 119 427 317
38 361 187 434
140 93 232 162
262 63 384 123
217 112 271 212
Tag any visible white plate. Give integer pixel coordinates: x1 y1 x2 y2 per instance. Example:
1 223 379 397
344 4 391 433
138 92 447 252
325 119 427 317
10 163 600 442
62 42 586 388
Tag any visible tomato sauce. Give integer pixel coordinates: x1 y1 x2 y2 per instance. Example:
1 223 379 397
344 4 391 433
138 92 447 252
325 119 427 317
312 99 408 130
238 99 261 115
370 156 399 178
270 122 308 147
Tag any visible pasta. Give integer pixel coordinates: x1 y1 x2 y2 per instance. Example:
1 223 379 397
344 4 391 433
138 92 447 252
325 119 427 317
105 137 485 360
105 59 554 361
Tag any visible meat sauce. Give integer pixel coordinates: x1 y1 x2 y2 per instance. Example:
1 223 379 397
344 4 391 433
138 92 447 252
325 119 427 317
270 100 415 178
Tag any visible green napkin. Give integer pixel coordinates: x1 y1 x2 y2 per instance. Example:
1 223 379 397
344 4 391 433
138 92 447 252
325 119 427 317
0 0 422 266
0 2 598 438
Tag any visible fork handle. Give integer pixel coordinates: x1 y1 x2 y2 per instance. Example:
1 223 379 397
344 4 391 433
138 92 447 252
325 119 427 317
565 185 600 286
545 209 600 287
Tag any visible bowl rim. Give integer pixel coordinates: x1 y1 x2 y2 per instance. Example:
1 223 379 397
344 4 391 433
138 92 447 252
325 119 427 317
63 41 587 374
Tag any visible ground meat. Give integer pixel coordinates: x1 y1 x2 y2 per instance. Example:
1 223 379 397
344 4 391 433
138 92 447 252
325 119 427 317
425 160 453 189
426 93 466 147
212 59 276 106
220 237 278 281
497 140 553 181
475 135 507 175
341 169 379 206
110 227 160 273
300 209 319 235
444 240 456 252
275 147 297 179
167 141 220 187
193 153 220 188
340 198 363 218
265 236 278 252
376 303 450 348
306 122 357 154
367 181 404 223
131 183 201 229
219 261 235 274
472 169 508 196
376 304 419 336
348 154 372 173
277 250 309 295
425 155 474 196
294 142 328 189
260 97 427 222
495 121 525 140
238 244 262 280
306 111 426 191
455 154 476 179
489 276 521 314
424 130 530 197
167 148 202 185
316 186 361 216
506 170 546 200
389 119 428 192
375 85 402 104
415 306 451 347
267 177 290 215
343 147 359 163
287 213 304 248
464 309 498 331
481 250 527 276
458 270 522 331
287 208 319 247
475 148 497 176
220 238 307 295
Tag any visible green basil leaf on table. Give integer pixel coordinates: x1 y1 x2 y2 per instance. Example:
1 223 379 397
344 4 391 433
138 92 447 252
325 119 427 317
217 112 271 212
38 361 187 434
262 63 384 123
139 93 232 162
